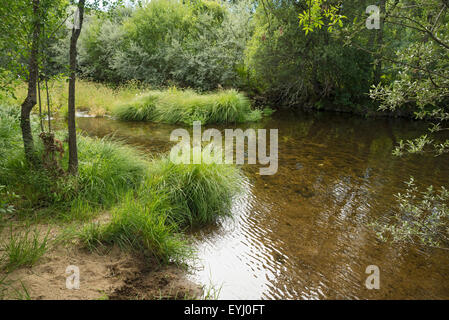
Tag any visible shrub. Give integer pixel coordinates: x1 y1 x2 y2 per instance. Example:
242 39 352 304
72 0 251 91
245 1 373 109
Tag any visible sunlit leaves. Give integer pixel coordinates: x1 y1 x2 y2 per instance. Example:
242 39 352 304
298 0 346 34
371 178 449 248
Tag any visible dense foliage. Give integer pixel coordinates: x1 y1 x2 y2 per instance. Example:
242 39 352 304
1 0 448 114
245 0 374 109
72 0 252 91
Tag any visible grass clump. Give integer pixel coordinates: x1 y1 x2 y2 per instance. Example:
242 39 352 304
74 136 148 206
113 88 262 125
0 106 148 221
0 135 148 221
0 105 22 168
147 157 242 227
80 156 242 262
114 94 158 121
0 226 50 273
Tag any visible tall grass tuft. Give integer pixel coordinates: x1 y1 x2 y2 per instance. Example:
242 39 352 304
113 93 159 121
74 136 148 206
113 88 262 125
0 135 148 221
1 226 50 272
80 157 243 260
80 191 191 264
0 105 23 168
147 157 243 227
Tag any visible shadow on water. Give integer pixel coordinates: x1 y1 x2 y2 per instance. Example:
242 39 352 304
68 110 449 299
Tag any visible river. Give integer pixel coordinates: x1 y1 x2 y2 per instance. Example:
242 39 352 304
73 110 449 299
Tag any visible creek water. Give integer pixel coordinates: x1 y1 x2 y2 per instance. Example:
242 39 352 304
73 110 449 299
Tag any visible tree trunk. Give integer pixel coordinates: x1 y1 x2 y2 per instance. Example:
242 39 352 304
374 0 386 84
67 0 85 175
20 0 41 163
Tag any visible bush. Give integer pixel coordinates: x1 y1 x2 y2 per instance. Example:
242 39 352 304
245 1 373 109
370 177 449 248
72 0 251 91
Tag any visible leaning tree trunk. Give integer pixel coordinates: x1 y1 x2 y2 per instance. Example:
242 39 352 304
20 0 41 163
67 0 85 175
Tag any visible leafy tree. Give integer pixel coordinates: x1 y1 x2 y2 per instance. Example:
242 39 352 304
369 0 449 156
74 0 251 91
298 0 346 34
245 0 373 108
0 0 69 162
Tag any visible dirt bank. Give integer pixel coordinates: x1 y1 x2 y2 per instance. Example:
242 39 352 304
0 218 202 300
2 243 202 300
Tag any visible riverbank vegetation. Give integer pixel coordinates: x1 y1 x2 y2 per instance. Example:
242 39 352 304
9 81 264 124
114 88 262 124
0 105 242 298
1 0 449 299
7 80 144 118
3 0 448 117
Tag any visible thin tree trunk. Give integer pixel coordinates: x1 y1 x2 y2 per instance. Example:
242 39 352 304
374 0 386 84
45 77 51 132
37 78 44 132
67 0 85 175
20 0 41 163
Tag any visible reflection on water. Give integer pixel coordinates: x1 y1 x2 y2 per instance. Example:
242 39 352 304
72 110 449 299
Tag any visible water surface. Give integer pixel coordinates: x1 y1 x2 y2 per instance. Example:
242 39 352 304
74 110 449 299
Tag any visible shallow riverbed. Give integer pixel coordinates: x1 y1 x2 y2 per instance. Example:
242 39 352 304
72 110 449 299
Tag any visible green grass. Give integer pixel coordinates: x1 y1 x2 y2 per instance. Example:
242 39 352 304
7 81 266 125
147 157 242 227
7 81 269 124
80 156 242 262
113 88 262 125
80 191 191 263
8 80 145 118
0 106 148 221
0 226 50 273
0 275 31 300
0 103 243 265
